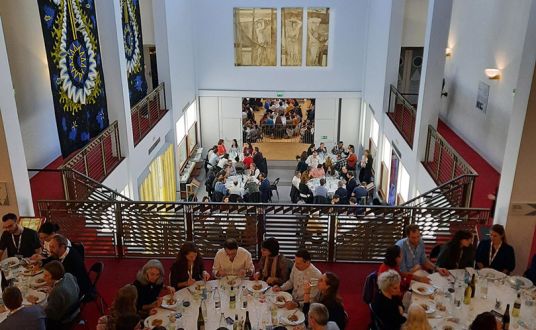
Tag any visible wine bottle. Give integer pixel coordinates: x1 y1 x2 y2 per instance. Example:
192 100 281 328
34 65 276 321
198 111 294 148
214 288 221 309
243 311 252 330
470 273 476 298
197 305 205 330
219 312 226 328
233 314 239 330
463 283 472 305
512 293 521 317
229 286 236 309
503 304 510 330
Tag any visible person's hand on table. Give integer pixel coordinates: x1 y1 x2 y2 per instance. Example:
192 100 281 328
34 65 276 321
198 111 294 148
166 286 175 295
253 272 260 281
187 278 196 286
155 297 163 308
285 301 299 310
202 271 211 282
149 308 158 315
266 277 278 285
416 275 431 284
272 285 281 292
238 269 246 278
216 269 226 278
410 264 422 273
437 268 449 276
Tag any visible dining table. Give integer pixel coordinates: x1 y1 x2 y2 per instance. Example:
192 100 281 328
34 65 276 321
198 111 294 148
145 278 306 330
307 176 339 196
410 268 536 330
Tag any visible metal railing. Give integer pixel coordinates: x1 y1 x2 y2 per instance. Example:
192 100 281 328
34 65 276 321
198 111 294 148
423 125 477 191
388 85 417 147
61 168 131 202
403 174 476 209
38 200 489 261
245 124 314 144
60 121 123 182
131 83 167 145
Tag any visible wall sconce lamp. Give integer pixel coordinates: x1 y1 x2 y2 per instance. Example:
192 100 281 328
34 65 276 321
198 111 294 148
485 68 501 80
445 48 452 57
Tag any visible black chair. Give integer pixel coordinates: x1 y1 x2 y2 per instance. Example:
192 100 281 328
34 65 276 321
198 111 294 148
362 271 377 304
430 244 443 261
81 262 107 316
228 194 242 202
212 191 224 202
313 195 330 204
248 192 261 203
71 242 85 261
270 178 280 201
368 303 384 330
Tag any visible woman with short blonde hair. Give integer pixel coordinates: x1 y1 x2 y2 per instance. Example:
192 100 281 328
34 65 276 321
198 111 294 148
402 304 432 330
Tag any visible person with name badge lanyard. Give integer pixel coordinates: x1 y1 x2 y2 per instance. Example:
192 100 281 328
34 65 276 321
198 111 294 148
476 224 515 274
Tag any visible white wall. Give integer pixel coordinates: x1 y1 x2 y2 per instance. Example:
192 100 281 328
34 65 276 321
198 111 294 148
339 98 361 148
441 0 533 170
193 0 366 92
0 1 61 169
140 0 155 45
401 0 428 47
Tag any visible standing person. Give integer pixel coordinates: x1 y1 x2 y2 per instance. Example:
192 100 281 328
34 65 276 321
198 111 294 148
243 142 254 156
213 238 255 277
0 287 46 330
296 153 309 173
307 303 341 330
372 270 406 330
346 145 357 171
359 150 374 184
229 139 240 161
345 172 357 200
475 224 515 274
253 147 264 170
169 242 210 289
401 304 432 330
43 261 80 328
132 259 175 317
0 213 41 258
273 249 322 308
331 141 345 156
243 152 254 169
396 225 449 275
259 173 272 203
303 272 348 329
436 230 476 269
97 284 138 330
253 237 290 286
216 139 227 156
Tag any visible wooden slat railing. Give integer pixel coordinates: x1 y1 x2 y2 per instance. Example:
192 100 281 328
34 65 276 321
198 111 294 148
403 174 477 209
131 83 167 145
388 85 417 147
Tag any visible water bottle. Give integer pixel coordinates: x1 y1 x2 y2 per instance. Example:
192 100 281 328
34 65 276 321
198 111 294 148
214 288 221 309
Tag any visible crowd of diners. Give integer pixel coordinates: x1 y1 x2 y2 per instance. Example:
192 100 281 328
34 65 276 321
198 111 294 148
369 223 534 330
242 98 315 143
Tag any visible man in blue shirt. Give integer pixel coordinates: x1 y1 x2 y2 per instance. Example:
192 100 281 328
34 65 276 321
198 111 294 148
396 224 449 276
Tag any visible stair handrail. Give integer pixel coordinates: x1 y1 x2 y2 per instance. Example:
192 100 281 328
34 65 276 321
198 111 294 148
403 173 477 208
390 84 417 114
62 168 131 201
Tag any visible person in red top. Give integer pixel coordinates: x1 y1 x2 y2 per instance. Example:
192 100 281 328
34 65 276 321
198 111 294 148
346 145 357 170
243 153 254 169
217 139 226 156
378 245 429 293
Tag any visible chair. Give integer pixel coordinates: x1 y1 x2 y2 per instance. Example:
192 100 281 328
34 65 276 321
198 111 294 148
368 303 384 330
313 195 329 204
228 194 242 202
212 191 224 202
71 242 85 261
430 244 443 261
82 262 107 315
362 271 377 304
270 178 280 201
248 192 261 203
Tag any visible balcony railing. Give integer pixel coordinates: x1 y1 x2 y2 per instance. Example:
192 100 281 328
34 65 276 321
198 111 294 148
423 125 477 201
38 200 489 260
60 121 123 182
388 85 417 147
245 124 314 144
131 83 167 145
403 174 476 209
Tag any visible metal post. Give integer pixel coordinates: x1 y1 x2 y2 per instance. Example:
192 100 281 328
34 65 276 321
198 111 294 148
83 152 89 177
256 206 265 259
185 205 194 241
327 213 337 262
436 142 443 180
114 202 124 258
101 140 107 177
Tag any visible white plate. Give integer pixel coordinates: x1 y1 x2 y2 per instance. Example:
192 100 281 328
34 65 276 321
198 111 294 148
144 313 170 329
417 300 436 314
411 282 435 296
160 294 179 309
246 280 268 293
23 268 44 277
479 268 506 280
22 290 46 305
0 257 20 269
272 291 293 307
508 276 533 289
30 274 47 288
279 309 305 326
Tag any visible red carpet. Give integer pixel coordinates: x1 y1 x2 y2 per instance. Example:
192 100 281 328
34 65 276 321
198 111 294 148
437 120 500 209
80 258 377 330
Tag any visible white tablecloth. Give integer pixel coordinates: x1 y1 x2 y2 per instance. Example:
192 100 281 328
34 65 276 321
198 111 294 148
149 280 303 329
307 177 339 196
411 269 536 329
225 175 259 190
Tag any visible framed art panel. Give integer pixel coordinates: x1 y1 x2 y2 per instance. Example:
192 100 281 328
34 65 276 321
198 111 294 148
234 8 277 66
281 8 303 66
306 8 330 67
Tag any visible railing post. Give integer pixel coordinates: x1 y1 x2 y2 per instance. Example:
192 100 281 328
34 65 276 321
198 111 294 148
101 140 107 177
83 152 89 177
114 202 124 258
61 169 70 200
328 212 337 262
185 205 194 241
115 123 122 157
162 82 167 110
256 205 265 258
436 142 443 180
451 158 457 180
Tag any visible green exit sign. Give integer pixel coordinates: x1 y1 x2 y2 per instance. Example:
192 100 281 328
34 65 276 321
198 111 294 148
321 135 328 139
276 92 284 97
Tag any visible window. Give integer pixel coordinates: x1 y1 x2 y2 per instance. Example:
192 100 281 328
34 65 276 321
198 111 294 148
176 116 185 145
186 101 197 129
371 116 379 146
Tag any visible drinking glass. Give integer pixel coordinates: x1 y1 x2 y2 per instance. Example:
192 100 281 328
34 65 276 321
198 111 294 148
480 278 488 300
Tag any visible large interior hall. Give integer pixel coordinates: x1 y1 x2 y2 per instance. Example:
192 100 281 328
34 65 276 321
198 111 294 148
0 0 536 329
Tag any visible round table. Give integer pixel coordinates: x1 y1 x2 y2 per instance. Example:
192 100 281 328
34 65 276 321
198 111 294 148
307 177 339 196
410 269 536 329
148 279 304 329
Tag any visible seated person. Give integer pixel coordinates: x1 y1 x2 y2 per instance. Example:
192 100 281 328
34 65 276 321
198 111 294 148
43 261 80 327
310 164 326 179
32 222 71 261
352 182 369 204
436 230 476 269
316 142 327 155
254 238 290 286
243 153 253 169
401 304 432 330
213 238 255 278
378 245 430 293
97 284 138 330
170 242 211 289
475 224 515 274
306 151 320 169
396 225 448 276
133 259 175 318
214 175 229 196
470 312 501 330
244 177 260 200
331 194 341 205
273 249 322 308
307 303 341 330
525 254 536 284
299 176 314 203
334 181 348 204
324 156 335 176
303 272 347 329
0 286 45 329
228 180 244 198
248 163 261 179
331 141 346 156
0 213 41 258
372 270 406 330
314 178 329 199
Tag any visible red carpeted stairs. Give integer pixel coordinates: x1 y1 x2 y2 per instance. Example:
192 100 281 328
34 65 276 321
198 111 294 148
79 258 378 330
